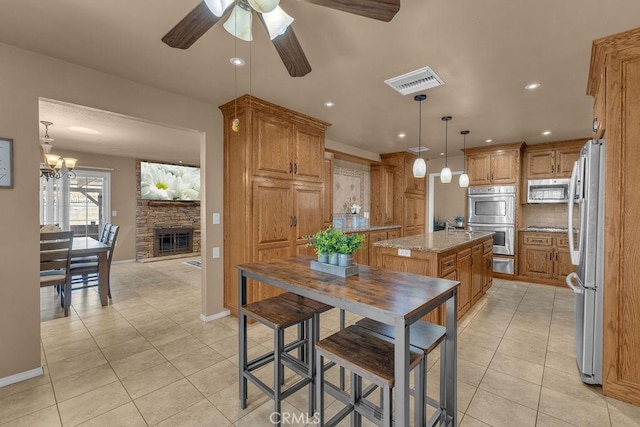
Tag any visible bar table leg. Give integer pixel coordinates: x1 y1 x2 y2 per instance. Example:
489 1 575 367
443 289 458 426
394 320 410 426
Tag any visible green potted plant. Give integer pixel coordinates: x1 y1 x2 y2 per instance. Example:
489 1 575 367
335 233 365 267
308 227 342 265
454 216 464 228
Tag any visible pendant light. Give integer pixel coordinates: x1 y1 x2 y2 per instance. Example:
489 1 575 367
412 94 427 178
459 130 470 187
440 116 452 183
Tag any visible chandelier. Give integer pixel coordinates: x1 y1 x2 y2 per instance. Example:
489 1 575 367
39 121 77 181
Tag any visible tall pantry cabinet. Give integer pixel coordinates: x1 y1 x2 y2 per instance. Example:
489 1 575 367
220 95 330 315
588 27 640 406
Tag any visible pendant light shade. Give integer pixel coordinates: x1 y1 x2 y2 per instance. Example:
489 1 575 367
459 130 470 187
413 158 427 178
223 5 253 41
440 116 452 183
413 94 428 178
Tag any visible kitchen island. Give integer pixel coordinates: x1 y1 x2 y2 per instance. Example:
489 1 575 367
374 230 494 323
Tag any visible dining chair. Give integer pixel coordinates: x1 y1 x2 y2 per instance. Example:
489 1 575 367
40 231 74 317
70 225 119 298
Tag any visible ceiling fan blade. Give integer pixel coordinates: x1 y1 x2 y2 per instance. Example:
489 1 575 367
303 0 400 22
259 17 312 77
162 1 224 49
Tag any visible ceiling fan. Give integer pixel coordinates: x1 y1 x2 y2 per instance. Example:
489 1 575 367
162 0 401 77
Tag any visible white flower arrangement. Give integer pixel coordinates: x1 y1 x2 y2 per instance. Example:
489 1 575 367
350 203 361 214
141 162 201 201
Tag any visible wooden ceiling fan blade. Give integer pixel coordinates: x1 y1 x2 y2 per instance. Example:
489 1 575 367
260 18 312 77
162 1 225 49
303 0 400 22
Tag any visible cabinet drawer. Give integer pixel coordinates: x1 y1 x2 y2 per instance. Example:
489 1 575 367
483 240 493 254
523 234 553 246
440 254 457 276
387 230 401 240
557 236 570 248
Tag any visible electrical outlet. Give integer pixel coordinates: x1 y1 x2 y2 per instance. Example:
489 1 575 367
212 247 220 258
213 213 220 224
398 248 411 257
112 211 117 217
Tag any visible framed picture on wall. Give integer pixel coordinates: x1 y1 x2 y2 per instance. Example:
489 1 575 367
0 138 14 188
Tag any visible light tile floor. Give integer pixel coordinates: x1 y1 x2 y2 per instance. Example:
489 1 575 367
2 258 640 426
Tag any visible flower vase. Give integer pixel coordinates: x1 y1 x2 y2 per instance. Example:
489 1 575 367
338 253 353 267
328 253 339 265
317 253 329 263
351 215 358 229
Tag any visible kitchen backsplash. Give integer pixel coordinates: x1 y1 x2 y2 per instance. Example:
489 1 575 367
333 159 370 215
522 203 578 228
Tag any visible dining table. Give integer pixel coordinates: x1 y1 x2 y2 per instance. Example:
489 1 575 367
71 236 111 306
236 256 459 427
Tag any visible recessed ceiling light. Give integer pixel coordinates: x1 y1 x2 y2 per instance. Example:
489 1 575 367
324 101 335 108
398 133 406 138
525 82 541 90
178 160 183 164
69 126 99 135
485 139 492 143
230 57 245 66
440 152 445 156
542 130 552 136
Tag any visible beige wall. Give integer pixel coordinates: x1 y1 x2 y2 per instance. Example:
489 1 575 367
55 150 137 261
0 42 224 381
427 156 467 227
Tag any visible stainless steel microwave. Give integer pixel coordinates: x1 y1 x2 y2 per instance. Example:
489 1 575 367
527 179 571 204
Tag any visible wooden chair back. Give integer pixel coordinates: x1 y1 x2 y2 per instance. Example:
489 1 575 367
99 224 112 244
105 225 119 266
40 231 74 274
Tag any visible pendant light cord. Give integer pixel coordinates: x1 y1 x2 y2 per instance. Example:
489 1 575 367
445 119 448 167
418 99 422 158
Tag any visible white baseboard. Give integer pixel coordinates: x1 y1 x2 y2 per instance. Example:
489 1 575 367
112 259 136 265
0 366 44 388
200 310 230 323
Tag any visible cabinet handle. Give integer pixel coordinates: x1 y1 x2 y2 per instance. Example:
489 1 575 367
555 252 558 261
289 162 293 173
294 163 298 174
557 164 560 173
293 216 298 227
446 262 454 268
486 259 491 267
491 172 494 181
290 216 294 227
593 117 599 133
549 251 553 261
551 164 555 174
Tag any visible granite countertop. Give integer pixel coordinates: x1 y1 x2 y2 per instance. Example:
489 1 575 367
373 230 494 253
520 226 569 233
342 224 402 233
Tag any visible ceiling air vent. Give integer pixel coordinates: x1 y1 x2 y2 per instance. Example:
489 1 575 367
384 66 445 96
407 147 430 154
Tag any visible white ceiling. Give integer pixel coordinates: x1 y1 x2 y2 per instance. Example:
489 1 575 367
3 0 640 161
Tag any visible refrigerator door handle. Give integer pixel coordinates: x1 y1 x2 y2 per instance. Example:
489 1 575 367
566 272 583 294
568 161 580 265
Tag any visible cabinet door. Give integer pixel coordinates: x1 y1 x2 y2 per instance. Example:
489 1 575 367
352 233 369 265
404 194 425 229
253 180 293 248
471 244 484 304
483 252 493 292
294 126 324 182
527 150 555 179
554 236 575 281
387 229 401 240
256 246 290 301
293 183 324 248
519 244 554 279
555 147 581 178
322 155 333 228
368 231 388 268
593 67 606 139
404 156 426 194
491 150 518 184
252 112 294 179
467 153 492 186
456 248 472 318
383 167 395 223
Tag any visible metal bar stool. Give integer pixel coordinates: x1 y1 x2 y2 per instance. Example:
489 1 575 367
356 318 447 427
240 295 316 426
315 325 423 427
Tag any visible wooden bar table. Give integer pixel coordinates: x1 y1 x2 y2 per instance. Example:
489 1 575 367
237 256 459 427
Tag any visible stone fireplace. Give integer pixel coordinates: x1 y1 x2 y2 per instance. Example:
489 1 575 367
154 227 193 257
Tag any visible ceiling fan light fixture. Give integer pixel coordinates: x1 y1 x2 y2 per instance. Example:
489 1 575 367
223 5 253 41
248 0 280 14
262 6 293 40
204 0 235 17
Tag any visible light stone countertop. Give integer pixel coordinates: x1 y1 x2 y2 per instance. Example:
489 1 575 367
520 226 570 233
341 224 402 233
374 230 494 253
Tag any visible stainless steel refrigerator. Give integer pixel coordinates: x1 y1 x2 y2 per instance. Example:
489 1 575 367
566 139 605 385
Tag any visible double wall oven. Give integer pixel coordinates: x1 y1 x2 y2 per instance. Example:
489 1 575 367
467 186 516 274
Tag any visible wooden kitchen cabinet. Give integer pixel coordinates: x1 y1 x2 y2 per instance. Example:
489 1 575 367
464 143 524 186
322 152 334 228
370 164 395 225
518 232 575 284
471 244 484 305
524 140 584 179
380 152 426 236
588 28 640 404
220 95 330 315
456 248 472 318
